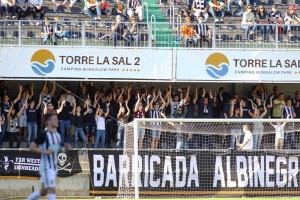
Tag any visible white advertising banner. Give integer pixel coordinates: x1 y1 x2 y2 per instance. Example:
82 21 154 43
176 50 300 82
0 47 172 80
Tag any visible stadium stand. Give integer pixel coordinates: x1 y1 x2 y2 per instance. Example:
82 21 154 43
0 0 300 47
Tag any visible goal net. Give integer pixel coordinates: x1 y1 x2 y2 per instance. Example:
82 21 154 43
117 118 300 199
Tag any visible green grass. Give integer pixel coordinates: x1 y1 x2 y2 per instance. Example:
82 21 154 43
53 198 300 200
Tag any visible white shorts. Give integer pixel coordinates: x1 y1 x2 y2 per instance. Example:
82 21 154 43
18 115 27 127
40 168 57 189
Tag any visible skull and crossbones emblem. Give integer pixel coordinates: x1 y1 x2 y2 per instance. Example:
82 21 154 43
57 153 72 172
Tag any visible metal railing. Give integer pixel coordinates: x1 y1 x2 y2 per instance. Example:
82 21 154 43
1 20 300 49
169 3 175 29
143 2 149 23
150 14 156 47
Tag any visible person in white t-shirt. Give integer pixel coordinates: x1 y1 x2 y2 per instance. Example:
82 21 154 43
94 103 109 148
270 117 288 150
237 124 253 150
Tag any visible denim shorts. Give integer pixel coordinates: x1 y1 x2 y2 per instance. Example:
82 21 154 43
151 130 161 138
83 122 96 135
138 128 145 139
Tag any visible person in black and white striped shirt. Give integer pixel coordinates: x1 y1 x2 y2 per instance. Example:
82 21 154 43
149 91 166 149
27 113 70 200
282 98 296 149
194 16 212 48
192 0 208 22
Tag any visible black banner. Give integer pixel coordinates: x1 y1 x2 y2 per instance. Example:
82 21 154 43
0 150 82 178
88 150 300 196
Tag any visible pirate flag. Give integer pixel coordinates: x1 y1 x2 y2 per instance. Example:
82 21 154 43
57 150 82 177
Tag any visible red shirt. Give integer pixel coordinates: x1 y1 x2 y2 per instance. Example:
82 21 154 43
134 110 146 118
100 2 108 10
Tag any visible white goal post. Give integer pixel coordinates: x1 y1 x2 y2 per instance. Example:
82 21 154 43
117 118 300 199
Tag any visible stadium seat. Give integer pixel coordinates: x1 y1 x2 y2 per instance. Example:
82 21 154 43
227 22 237 30
85 32 96 39
10 31 20 39
70 7 83 14
56 6 68 13
63 18 72 26
26 31 41 39
96 32 110 40
140 33 148 41
234 34 243 41
70 31 82 38
286 0 295 5
215 34 220 40
0 30 6 39
44 6 55 13
220 34 230 41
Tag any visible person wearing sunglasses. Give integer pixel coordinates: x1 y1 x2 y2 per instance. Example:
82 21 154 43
253 6 270 42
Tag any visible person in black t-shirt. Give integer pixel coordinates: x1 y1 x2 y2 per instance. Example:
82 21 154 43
240 98 251 119
111 15 129 47
72 101 87 148
294 101 300 118
57 94 73 144
26 93 42 147
83 99 97 147
103 93 117 148
7 102 27 148
0 87 22 147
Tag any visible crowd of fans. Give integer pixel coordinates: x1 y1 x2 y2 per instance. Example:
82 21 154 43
1 0 300 46
0 0 143 21
181 4 300 46
0 82 299 150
